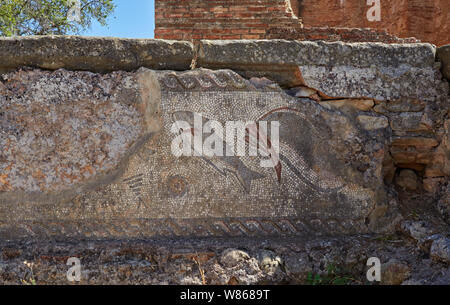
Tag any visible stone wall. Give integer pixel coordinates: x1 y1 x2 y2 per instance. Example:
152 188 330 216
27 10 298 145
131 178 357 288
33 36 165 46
0 36 449 242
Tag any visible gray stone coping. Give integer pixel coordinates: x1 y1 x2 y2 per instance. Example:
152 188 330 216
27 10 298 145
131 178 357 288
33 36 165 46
0 37 444 98
0 36 194 73
0 36 438 75
197 39 436 69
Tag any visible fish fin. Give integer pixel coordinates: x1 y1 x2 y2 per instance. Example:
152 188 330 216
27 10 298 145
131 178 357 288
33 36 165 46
238 167 265 193
275 161 282 183
201 157 227 176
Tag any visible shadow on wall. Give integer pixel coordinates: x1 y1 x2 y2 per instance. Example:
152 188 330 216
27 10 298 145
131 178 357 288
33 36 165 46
289 0 302 18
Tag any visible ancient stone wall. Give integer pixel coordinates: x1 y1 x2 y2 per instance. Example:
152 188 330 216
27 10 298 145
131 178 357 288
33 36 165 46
0 37 449 242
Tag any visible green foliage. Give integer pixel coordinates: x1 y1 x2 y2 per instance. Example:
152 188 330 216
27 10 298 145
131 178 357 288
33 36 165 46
306 264 355 285
0 0 115 36
306 272 323 285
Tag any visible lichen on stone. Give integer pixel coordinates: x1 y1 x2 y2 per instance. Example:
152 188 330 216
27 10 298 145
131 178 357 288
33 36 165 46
0 68 145 192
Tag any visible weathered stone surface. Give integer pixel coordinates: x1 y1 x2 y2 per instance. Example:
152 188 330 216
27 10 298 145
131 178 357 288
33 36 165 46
389 113 427 132
392 137 439 148
430 237 450 264
381 259 411 285
288 86 317 98
376 99 426 113
423 177 444 194
400 221 435 242
357 115 389 131
432 118 450 177
0 38 448 286
0 68 396 239
395 170 419 191
1 37 445 102
220 249 251 268
3 232 449 285
0 36 194 74
197 40 441 101
0 69 153 193
436 183 450 224
319 99 374 112
437 45 450 81
198 40 435 69
257 250 282 274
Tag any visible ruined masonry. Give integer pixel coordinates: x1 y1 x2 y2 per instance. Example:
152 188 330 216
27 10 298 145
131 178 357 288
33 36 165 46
155 0 449 46
0 36 449 241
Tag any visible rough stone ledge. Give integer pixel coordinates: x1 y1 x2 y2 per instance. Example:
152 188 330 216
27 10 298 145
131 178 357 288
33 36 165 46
197 40 442 100
0 232 448 285
0 37 444 101
197 40 436 69
0 37 437 74
0 36 194 73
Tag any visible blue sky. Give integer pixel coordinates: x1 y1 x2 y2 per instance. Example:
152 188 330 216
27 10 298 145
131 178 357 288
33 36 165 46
84 0 155 38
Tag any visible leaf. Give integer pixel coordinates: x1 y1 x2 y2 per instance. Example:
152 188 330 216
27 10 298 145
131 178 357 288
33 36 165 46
0 0 115 36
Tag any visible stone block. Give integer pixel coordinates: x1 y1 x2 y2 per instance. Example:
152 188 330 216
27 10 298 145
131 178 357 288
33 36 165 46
0 36 194 74
197 40 440 102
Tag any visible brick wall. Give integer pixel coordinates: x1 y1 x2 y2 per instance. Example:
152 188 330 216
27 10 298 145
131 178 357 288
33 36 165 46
155 0 303 40
155 0 448 45
296 0 449 46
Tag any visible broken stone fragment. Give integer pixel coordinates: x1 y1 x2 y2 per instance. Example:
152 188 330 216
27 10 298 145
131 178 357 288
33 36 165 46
219 249 251 268
288 86 317 98
423 177 444 193
357 115 389 131
0 36 194 74
436 184 450 224
400 221 435 242
257 250 282 274
248 77 277 89
381 259 411 285
390 147 419 164
283 253 312 282
424 164 447 178
430 237 450 264
395 170 419 191
389 112 427 132
391 137 439 148
427 119 450 177
375 99 426 113
320 99 374 112
197 40 441 101
436 44 450 81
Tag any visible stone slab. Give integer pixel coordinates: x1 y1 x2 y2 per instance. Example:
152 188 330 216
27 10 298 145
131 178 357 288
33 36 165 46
197 40 440 101
0 36 194 74
0 68 397 240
